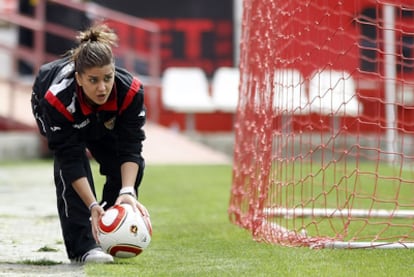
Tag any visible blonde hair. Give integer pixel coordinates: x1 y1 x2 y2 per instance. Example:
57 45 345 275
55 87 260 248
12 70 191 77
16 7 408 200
72 24 118 74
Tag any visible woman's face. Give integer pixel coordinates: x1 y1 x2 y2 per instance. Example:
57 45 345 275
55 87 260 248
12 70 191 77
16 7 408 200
75 64 115 106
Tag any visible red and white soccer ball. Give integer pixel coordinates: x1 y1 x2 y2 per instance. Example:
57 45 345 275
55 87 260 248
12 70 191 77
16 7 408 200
98 203 152 258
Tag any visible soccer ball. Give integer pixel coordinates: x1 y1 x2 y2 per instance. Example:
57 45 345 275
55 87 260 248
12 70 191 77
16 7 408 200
98 203 152 258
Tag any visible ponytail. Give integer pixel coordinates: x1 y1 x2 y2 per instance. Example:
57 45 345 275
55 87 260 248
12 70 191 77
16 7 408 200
72 24 118 73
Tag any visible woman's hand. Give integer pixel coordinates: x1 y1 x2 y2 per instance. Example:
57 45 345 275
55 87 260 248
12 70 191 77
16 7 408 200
115 193 139 212
90 204 105 243
115 194 149 217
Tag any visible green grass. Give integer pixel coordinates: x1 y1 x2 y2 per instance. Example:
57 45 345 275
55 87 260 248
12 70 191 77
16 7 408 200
84 163 414 277
273 161 414 209
265 161 414 241
18 259 62 266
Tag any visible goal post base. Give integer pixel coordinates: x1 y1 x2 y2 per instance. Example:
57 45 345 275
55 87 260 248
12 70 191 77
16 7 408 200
262 214 414 249
315 242 414 249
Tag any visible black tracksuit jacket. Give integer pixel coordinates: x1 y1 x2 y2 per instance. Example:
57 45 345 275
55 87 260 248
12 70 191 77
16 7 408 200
32 56 146 186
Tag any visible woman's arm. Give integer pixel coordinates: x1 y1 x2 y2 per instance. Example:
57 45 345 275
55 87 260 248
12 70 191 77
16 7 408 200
120 161 139 191
72 176 103 243
115 161 140 211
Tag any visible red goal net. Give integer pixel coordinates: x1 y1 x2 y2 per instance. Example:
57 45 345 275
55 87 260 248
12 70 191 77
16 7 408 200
229 0 414 248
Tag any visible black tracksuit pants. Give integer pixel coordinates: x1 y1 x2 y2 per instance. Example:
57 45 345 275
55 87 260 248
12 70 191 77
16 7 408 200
53 139 144 259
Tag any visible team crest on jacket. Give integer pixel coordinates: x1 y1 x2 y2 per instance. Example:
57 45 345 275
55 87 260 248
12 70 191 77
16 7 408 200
104 116 116 130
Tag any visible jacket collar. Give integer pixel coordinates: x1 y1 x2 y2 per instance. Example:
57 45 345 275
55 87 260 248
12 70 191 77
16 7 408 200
77 84 118 115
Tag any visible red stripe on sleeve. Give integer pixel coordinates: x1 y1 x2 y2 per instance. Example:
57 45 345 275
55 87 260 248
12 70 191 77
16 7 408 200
45 91 74 122
119 78 141 115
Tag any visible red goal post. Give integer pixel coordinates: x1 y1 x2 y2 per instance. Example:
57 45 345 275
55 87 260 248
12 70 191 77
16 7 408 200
229 0 414 249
